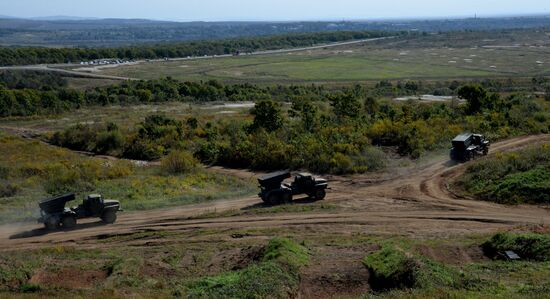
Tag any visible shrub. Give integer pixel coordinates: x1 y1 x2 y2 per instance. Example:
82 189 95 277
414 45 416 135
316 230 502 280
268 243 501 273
0 166 8 179
0 181 20 198
490 167 550 204
20 283 41 293
455 144 550 204
262 237 309 268
363 244 480 291
95 130 124 155
43 167 96 195
186 238 308 298
482 232 550 261
363 244 418 290
161 150 199 175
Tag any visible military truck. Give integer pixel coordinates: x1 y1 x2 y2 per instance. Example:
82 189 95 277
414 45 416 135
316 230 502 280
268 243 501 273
450 133 490 161
38 193 121 230
258 171 328 205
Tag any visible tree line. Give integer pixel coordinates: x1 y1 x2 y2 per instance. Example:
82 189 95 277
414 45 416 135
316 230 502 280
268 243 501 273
0 30 394 66
50 84 550 174
2 72 549 118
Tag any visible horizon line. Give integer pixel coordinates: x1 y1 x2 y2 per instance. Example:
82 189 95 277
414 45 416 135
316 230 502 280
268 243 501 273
1 12 549 23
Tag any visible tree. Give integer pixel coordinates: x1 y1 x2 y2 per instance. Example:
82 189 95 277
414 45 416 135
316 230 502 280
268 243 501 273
137 89 153 103
458 85 488 115
251 100 283 132
329 93 362 120
0 89 17 117
291 100 318 132
364 97 379 117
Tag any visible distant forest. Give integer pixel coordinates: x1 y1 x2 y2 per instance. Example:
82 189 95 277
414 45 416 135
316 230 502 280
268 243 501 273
0 15 549 47
0 30 393 66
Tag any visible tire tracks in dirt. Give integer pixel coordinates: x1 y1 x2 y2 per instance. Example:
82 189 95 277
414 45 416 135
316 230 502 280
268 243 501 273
0 134 549 250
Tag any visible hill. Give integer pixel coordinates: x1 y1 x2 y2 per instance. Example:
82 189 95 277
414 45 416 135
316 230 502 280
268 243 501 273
0 15 549 47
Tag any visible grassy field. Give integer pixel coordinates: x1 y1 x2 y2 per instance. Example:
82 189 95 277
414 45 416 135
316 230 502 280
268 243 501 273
0 102 253 134
0 131 256 223
2 228 550 298
99 31 550 84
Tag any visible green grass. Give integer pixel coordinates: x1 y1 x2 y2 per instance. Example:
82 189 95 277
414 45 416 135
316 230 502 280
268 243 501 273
99 31 550 84
363 244 418 290
363 243 480 291
482 232 550 261
101 51 499 84
0 101 252 134
454 144 550 204
185 238 309 298
3 231 550 298
364 233 550 298
0 132 256 223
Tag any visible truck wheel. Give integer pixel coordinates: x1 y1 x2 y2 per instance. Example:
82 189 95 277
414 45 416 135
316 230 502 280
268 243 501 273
483 148 489 156
101 210 117 224
282 193 293 204
267 193 281 205
314 189 326 200
44 218 59 230
61 216 77 229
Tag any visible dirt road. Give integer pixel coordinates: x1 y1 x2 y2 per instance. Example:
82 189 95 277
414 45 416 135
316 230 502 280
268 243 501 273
0 65 136 81
1 134 549 250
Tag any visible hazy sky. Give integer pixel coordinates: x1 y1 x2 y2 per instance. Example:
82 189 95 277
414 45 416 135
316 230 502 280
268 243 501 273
1 0 549 21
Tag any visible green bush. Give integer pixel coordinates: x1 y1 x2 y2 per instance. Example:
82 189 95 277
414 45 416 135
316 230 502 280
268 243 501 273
490 167 550 204
482 232 550 261
20 283 41 293
363 244 480 291
0 166 9 179
455 144 550 204
262 237 309 268
95 130 124 155
43 167 96 195
186 238 308 298
42 160 132 195
161 150 199 175
0 181 19 198
363 244 418 290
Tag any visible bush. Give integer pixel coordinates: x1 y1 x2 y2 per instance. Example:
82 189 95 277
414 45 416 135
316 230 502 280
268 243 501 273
482 232 550 261
0 181 20 198
0 166 8 179
42 160 131 195
455 144 550 204
95 130 124 155
490 167 550 204
186 238 308 298
161 150 199 175
20 283 41 293
363 244 418 290
363 244 480 291
43 167 96 195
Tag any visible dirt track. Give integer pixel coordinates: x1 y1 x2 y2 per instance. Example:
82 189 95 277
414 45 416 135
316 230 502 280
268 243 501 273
1 134 549 250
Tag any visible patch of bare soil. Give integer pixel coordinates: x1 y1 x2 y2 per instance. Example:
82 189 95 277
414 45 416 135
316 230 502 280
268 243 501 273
299 244 378 299
29 268 107 289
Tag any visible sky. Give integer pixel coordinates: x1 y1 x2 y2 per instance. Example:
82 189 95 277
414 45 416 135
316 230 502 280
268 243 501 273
1 0 549 21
